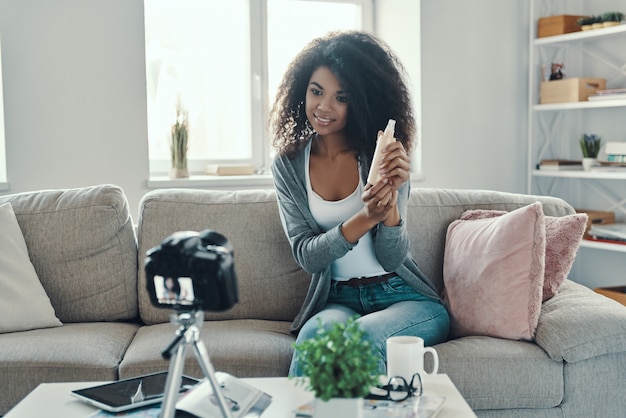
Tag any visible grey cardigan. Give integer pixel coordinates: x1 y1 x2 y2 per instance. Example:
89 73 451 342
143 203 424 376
271 142 441 333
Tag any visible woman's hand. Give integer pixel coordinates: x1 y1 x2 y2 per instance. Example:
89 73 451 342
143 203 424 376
377 139 411 191
362 181 399 225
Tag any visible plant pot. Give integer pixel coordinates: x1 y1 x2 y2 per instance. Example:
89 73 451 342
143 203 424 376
592 23 604 30
169 167 190 179
314 397 363 418
582 158 597 172
603 21 621 27
581 24 593 31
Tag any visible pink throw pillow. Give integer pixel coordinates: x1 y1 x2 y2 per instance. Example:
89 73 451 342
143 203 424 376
443 202 546 341
460 209 587 301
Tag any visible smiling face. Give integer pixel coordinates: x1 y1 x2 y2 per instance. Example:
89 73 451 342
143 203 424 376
305 66 349 138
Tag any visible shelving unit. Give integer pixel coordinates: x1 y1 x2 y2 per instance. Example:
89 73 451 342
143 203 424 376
528 0 626 288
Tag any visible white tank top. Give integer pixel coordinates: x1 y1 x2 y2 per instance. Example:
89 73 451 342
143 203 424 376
304 141 387 281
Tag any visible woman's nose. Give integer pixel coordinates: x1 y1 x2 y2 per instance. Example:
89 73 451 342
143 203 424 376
317 97 331 111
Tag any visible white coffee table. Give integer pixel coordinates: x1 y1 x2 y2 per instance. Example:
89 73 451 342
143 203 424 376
5 374 476 417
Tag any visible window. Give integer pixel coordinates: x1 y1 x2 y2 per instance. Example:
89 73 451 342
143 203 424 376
144 0 372 177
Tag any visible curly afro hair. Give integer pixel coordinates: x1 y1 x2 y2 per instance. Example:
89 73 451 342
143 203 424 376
269 30 416 160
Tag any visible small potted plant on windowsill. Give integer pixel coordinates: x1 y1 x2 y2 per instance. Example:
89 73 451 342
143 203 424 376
292 317 379 418
579 133 602 171
170 101 189 179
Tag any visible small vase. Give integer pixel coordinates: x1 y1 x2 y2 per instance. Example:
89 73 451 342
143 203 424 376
314 397 363 418
169 167 190 179
582 158 597 172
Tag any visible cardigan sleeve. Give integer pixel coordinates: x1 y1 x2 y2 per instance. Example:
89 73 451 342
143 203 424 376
271 153 356 274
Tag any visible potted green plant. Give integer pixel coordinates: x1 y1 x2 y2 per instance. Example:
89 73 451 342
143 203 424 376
601 11 624 27
576 16 595 31
579 133 602 171
292 317 379 418
170 101 189 179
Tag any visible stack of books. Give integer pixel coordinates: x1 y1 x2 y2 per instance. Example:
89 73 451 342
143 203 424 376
537 159 582 171
588 88 626 101
588 223 626 245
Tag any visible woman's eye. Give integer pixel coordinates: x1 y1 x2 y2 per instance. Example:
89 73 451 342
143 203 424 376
310 88 322 96
336 95 349 103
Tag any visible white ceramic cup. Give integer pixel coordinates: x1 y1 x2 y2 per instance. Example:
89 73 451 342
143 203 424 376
386 336 439 382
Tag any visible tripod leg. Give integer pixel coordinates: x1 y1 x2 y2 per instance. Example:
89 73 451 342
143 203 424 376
160 336 188 418
191 335 233 418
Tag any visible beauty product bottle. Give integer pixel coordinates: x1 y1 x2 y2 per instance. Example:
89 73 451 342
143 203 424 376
367 119 396 185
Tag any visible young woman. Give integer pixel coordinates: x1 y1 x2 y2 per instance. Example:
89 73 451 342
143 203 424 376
269 31 449 376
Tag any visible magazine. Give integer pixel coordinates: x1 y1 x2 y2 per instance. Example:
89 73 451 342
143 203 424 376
294 396 446 418
176 373 271 418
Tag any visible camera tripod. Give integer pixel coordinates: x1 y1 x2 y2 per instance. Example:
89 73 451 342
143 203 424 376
160 310 232 418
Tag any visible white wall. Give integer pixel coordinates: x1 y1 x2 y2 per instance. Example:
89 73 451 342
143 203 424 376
0 0 530 218
419 0 529 192
0 0 149 215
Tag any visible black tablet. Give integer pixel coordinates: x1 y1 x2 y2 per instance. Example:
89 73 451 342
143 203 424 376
70 372 199 413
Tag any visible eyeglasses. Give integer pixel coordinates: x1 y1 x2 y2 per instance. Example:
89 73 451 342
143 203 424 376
366 373 423 402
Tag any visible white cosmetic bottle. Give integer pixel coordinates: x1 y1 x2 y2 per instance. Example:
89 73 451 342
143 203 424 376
367 119 396 185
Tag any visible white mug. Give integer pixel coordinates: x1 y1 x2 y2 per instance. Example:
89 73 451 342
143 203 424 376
386 336 439 382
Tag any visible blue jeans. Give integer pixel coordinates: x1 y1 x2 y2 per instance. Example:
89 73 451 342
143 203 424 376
288 276 450 376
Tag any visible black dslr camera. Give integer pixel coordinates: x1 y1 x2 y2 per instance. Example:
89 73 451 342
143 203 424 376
145 229 238 312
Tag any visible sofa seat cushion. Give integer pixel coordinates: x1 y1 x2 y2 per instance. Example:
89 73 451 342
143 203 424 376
435 336 563 410
0 184 138 322
0 322 139 415
119 319 295 379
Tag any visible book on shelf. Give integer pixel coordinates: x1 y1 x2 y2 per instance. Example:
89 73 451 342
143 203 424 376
585 235 626 246
588 88 626 101
205 164 255 176
590 165 626 172
606 154 626 164
537 159 582 170
589 223 626 241
294 396 446 418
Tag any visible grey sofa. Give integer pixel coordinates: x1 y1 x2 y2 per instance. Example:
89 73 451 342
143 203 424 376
1 184 625 417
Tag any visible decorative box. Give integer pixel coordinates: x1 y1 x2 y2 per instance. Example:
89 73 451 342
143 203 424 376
537 15 586 38
540 78 606 104
575 208 615 236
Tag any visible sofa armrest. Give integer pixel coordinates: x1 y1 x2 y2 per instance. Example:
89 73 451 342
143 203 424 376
534 280 626 363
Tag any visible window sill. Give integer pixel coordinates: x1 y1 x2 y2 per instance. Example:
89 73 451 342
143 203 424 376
146 173 274 190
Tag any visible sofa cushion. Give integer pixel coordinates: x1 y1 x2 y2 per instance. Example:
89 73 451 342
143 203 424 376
443 202 546 340
404 188 576 295
0 322 139 415
0 184 138 322
119 319 294 379
435 336 563 410
460 209 587 301
0 202 62 333
137 189 309 325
